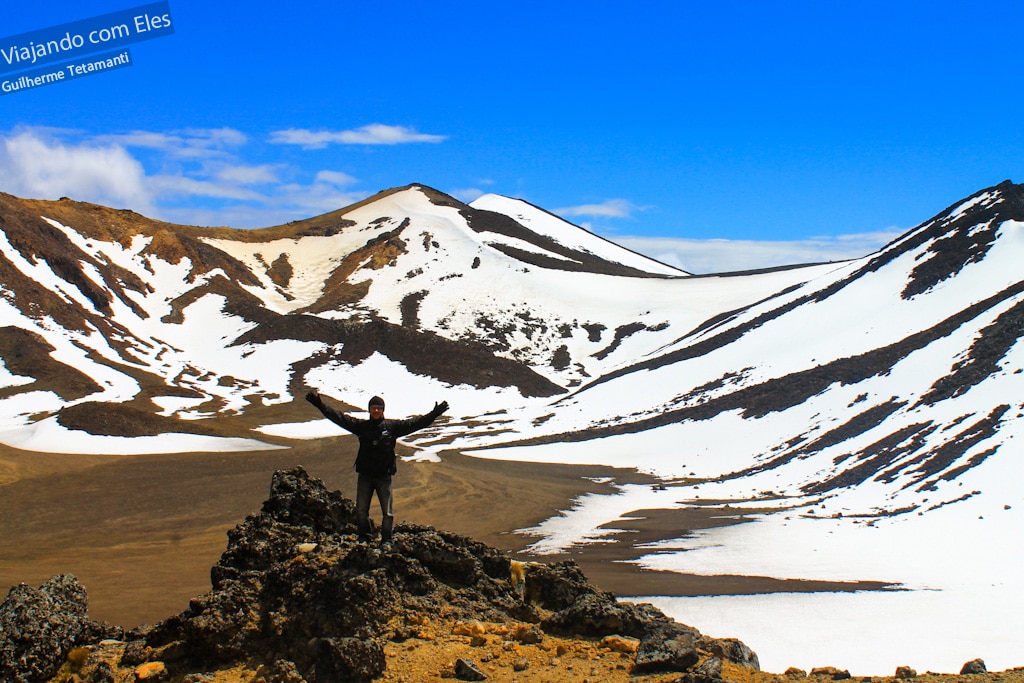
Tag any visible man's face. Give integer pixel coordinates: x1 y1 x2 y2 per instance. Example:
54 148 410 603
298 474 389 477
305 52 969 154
369 405 384 419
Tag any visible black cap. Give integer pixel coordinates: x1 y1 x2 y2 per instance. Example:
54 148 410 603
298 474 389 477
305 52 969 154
368 396 385 409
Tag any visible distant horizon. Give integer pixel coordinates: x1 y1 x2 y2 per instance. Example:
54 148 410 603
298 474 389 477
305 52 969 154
3 1 1023 272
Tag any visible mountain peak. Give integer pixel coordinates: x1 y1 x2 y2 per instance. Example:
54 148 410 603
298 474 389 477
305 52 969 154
470 193 687 277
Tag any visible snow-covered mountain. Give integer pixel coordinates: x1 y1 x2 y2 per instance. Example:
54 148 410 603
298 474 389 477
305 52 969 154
0 182 826 442
465 182 1024 514
1 181 1022 672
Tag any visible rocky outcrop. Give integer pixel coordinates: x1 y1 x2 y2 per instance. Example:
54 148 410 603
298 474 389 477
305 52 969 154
130 466 757 682
0 574 120 683
5 467 1011 683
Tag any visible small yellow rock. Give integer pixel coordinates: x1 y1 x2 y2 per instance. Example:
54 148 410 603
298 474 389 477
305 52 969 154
453 620 487 637
133 661 167 681
600 635 640 653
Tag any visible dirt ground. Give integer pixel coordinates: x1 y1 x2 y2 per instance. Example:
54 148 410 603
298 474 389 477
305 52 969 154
50 624 1024 683
0 435 682 627
3 437 1019 682
0 430 819 626
0 437 894 625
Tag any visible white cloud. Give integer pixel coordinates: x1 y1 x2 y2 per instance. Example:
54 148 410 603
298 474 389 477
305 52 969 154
184 127 249 147
555 198 645 219
214 163 282 185
273 182 367 215
451 187 486 202
451 179 496 203
269 124 446 149
148 174 267 201
0 129 154 212
95 127 248 160
0 126 371 228
613 232 903 274
315 170 358 187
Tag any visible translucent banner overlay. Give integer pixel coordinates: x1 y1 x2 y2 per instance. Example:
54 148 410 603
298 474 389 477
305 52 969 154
0 2 172 75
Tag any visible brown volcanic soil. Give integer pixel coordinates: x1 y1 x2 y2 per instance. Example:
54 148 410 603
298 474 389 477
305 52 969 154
0 437 887 629
0 435 659 628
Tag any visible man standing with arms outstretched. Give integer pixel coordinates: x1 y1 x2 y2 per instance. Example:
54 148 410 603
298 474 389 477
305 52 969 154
305 391 449 545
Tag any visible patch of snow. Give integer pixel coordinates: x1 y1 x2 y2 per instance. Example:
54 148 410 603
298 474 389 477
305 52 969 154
0 390 67 431
0 416 287 454
640 586 1023 675
255 417 359 439
303 351 538 421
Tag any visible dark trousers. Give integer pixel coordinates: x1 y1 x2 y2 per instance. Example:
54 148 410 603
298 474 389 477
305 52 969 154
356 473 394 541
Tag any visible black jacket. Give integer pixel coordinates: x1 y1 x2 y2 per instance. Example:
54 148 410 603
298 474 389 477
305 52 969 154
308 396 445 476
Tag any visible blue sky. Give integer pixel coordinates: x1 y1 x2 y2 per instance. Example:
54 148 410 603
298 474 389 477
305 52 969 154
2 1 1023 273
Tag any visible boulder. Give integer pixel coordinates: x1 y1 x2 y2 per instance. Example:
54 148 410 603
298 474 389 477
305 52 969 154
635 623 701 671
454 657 488 681
810 666 852 679
698 635 761 670
511 624 544 644
0 574 90 683
518 559 597 610
960 659 987 675
541 591 676 639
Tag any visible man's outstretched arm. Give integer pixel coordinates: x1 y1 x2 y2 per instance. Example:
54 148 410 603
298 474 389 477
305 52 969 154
305 390 360 432
393 399 450 437
430 400 449 419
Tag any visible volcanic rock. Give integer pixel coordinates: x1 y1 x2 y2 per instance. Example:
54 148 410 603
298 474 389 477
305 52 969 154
454 656 488 680
0 574 121 683
698 635 760 670
811 666 853 679
132 466 757 681
962 659 988 675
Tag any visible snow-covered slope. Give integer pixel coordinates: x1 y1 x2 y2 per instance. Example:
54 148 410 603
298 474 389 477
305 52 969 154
1 180 1022 673
458 184 1024 511
452 183 1024 673
0 183 825 445
469 193 687 276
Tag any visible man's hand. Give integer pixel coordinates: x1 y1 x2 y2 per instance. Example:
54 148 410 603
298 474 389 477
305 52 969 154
433 400 449 415
305 390 322 406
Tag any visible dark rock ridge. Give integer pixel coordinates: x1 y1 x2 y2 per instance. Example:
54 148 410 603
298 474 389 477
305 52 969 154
129 466 758 681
